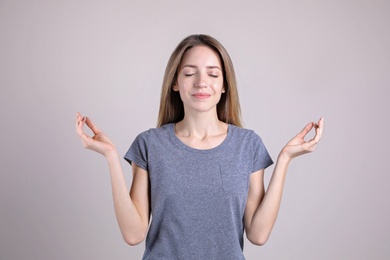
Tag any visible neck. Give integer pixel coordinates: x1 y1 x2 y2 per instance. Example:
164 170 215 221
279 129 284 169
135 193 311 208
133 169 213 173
175 112 226 138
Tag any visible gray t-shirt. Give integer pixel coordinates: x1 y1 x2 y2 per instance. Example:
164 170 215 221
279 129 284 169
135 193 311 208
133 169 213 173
124 123 273 260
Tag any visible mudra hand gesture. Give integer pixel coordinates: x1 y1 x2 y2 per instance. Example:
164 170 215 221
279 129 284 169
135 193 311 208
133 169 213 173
282 117 324 160
76 112 116 157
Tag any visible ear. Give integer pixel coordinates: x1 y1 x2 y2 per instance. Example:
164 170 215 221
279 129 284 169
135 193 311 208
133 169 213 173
172 82 179 92
222 85 226 93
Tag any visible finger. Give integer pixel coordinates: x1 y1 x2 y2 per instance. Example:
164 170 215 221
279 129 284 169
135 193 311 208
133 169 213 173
80 132 92 144
296 122 314 139
75 113 80 133
306 142 318 152
76 115 87 137
76 112 84 127
76 113 83 134
313 117 324 142
77 124 95 146
301 140 315 151
81 135 94 149
307 120 324 146
76 113 95 149
306 137 319 149
318 117 324 139
85 117 101 135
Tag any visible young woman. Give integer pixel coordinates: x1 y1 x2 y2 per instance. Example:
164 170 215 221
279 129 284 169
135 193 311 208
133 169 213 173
76 34 324 259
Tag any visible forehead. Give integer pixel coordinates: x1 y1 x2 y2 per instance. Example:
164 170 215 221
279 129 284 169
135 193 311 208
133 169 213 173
180 45 222 67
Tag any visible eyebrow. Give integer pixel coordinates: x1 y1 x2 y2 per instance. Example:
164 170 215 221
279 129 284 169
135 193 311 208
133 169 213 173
182 65 222 71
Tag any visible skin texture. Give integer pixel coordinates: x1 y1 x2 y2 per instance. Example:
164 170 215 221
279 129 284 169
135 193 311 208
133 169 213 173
173 45 225 115
76 45 324 246
173 45 228 149
76 113 149 245
244 120 323 245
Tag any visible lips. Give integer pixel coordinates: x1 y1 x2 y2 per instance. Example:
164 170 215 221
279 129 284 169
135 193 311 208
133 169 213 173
192 93 211 99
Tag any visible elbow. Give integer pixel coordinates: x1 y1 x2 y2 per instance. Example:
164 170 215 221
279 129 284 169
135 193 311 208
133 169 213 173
123 232 146 246
247 232 270 246
250 237 268 246
120 220 149 246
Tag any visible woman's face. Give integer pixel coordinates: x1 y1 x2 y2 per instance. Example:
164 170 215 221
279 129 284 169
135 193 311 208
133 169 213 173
173 45 225 115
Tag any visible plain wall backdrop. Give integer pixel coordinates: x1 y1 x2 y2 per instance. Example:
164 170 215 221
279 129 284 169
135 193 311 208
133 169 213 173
1 0 389 259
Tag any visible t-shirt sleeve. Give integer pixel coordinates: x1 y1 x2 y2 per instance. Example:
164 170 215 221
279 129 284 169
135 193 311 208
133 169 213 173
124 131 149 171
251 131 273 172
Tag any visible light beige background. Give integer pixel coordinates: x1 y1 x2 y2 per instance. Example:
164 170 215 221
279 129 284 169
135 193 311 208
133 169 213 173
1 0 389 259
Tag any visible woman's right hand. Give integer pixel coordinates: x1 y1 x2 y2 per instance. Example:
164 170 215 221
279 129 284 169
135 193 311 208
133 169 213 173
76 112 117 157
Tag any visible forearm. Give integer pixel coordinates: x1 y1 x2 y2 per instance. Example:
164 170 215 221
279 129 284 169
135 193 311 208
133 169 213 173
105 151 147 245
248 152 291 244
246 118 323 245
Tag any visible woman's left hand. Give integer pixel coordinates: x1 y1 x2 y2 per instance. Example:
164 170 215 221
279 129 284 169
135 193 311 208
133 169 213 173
281 117 324 160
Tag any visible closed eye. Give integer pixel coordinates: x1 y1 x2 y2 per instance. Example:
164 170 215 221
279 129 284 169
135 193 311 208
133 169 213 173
209 74 219 78
185 73 194 77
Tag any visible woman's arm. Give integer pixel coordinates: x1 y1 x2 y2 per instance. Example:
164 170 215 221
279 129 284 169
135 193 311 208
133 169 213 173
244 118 324 245
76 113 150 245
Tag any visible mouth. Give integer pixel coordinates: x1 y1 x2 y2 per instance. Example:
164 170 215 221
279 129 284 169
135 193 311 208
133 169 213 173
192 93 211 99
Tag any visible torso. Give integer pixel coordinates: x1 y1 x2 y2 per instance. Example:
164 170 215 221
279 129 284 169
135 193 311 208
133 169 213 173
124 123 273 259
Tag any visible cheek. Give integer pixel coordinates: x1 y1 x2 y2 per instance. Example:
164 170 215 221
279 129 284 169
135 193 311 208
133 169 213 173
176 77 192 88
173 79 184 92
212 81 224 92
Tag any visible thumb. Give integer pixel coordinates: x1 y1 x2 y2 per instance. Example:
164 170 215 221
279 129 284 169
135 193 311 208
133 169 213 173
85 117 101 135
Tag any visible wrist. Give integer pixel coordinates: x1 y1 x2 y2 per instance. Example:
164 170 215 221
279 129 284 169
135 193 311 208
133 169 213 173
278 149 292 164
105 148 119 161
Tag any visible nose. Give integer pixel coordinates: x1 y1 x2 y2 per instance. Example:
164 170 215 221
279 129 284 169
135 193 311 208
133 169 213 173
195 72 207 88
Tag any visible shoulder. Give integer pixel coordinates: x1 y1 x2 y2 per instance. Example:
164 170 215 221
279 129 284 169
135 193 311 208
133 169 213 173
135 123 173 140
126 123 174 163
228 125 268 152
131 123 174 150
229 124 262 140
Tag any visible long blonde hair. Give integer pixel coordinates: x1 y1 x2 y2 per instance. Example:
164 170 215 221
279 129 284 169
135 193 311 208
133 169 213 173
157 34 242 127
